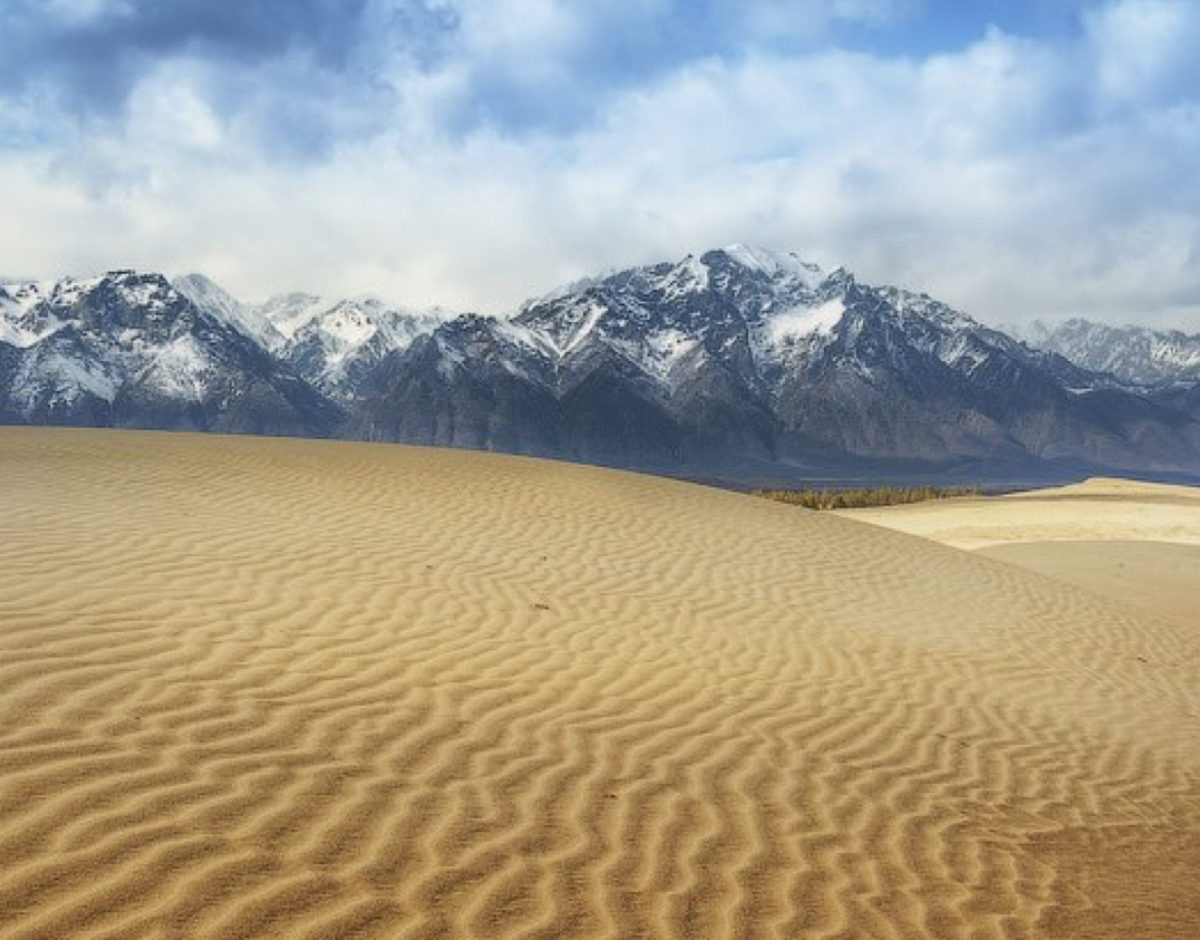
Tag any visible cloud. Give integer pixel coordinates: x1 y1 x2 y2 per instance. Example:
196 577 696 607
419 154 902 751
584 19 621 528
428 0 931 133
2 0 924 139
1085 0 1200 109
0 0 455 157
0 0 1198 330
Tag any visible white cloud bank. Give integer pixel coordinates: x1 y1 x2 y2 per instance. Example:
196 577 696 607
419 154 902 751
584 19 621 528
1 0 1198 330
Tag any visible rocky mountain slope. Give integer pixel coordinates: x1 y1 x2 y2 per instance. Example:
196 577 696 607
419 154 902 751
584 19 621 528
0 271 339 435
352 247 1200 474
4 250 1199 481
176 274 450 397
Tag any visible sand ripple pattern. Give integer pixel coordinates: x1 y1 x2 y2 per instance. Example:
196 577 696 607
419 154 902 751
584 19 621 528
1 429 1198 939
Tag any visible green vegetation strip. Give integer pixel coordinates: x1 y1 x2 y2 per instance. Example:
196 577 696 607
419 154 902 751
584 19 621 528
753 485 982 511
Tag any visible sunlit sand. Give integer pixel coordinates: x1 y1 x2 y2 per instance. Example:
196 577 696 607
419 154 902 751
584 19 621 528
1 430 1197 938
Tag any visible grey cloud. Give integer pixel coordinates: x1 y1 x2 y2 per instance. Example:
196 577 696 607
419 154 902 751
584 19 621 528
0 0 974 146
0 0 456 153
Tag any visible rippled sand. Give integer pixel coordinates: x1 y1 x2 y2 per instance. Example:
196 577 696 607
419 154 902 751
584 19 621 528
1 430 1197 939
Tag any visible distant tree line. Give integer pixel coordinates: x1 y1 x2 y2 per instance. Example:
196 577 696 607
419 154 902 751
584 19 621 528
753 485 982 511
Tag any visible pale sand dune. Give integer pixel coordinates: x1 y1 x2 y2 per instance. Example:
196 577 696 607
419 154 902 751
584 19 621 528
1 430 1198 939
840 477 1200 630
840 476 1200 549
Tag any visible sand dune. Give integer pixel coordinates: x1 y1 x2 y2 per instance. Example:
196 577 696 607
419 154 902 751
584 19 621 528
1 430 1198 939
979 541 1200 631
842 477 1200 630
839 476 1200 549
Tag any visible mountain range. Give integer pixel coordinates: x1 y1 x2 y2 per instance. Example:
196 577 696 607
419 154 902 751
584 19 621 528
3 247 1199 484
1011 318 1200 388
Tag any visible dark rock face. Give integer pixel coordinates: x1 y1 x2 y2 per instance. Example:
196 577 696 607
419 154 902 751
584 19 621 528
351 325 563 456
5 253 1200 481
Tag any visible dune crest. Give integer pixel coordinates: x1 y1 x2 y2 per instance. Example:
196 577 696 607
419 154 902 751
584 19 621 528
1 429 1197 938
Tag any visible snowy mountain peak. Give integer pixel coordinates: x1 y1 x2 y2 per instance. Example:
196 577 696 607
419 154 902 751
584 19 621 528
251 293 456 395
660 254 711 297
509 247 874 390
16 270 177 314
255 292 325 342
0 270 203 351
715 244 827 288
174 273 283 347
520 269 618 311
93 270 180 307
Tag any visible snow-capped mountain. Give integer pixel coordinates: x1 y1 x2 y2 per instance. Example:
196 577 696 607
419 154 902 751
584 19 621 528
0 278 85 348
173 273 282 349
353 246 1200 473
0 271 338 434
252 293 449 396
180 285 451 397
1014 318 1200 388
5 252 1200 480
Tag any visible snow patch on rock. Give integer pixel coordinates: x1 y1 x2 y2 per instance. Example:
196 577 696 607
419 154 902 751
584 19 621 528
767 299 845 344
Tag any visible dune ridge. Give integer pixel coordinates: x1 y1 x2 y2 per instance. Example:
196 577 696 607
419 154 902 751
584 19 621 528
1 429 1198 939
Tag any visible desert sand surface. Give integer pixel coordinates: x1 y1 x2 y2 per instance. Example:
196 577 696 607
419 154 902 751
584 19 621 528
839 476 1200 550
978 541 1200 631
841 477 1200 630
1 429 1198 939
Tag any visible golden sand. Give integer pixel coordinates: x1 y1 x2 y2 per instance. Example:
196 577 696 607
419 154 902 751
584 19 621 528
978 540 1200 631
1 430 1198 938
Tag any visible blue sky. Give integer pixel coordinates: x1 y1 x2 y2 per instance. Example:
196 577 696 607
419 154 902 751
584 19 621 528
1 0 1198 328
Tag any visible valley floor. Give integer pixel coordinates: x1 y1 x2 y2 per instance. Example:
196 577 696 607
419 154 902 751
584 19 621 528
0 429 1197 939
